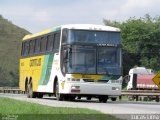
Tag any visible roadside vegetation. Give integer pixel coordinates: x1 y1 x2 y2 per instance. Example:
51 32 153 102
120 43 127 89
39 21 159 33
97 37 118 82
104 14 160 75
0 97 121 120
0 15 29 87
104 14 160 88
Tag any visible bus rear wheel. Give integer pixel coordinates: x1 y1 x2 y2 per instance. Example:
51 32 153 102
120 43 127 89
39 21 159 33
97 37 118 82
55 81 63 101
27 82 36 98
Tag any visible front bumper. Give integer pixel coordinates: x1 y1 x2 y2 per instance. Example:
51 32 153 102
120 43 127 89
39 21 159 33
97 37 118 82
60 81 121 96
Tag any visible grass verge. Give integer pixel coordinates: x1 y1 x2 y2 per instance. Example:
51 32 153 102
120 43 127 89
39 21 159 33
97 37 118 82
0 97 121 120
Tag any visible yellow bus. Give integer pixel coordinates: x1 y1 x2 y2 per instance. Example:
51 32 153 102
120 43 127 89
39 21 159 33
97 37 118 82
19 24 122 102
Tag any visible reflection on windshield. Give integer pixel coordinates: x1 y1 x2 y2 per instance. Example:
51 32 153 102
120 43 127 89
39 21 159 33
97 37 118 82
68 30 121 44
66 46 121 75
97 47 120 75
98 47 118 66
68 46 96 74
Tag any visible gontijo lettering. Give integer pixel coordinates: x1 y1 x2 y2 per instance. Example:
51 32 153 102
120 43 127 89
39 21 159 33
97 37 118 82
30 58 41 67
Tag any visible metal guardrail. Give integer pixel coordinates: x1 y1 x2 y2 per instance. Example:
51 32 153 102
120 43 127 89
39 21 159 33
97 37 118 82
121 90 160 97
0 87 24 94
0 87 160 102
122 90 160 93
120 90 160 102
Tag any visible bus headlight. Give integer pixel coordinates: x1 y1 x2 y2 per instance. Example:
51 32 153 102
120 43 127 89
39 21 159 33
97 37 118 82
112 87 120 91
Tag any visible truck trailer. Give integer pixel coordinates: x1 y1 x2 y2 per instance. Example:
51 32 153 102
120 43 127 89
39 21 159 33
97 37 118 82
126 67 159 101
127 67 158 90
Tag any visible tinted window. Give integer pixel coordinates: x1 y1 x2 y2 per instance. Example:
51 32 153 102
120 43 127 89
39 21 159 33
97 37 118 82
68 30 121 44
21 42 24 56
46 35 54 52
40 37 47 53
24 41 29 56
53 32 60 51
29 40 35 55
35 39 40 54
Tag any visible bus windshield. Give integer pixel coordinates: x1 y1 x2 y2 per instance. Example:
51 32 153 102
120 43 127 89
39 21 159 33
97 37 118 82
68 46 96 74
66 45 121 75
67 30 121 44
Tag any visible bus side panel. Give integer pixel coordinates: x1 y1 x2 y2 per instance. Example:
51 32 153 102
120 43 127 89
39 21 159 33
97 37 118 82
36 53 61 93
19 56 45 92
38 54 54 86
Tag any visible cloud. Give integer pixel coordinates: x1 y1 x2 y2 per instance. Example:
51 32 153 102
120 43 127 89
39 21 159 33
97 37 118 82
107 0 160 20
34 11 52 22
0 0 160 33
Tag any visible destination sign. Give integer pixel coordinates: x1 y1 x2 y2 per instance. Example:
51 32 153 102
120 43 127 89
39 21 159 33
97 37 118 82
97 43 118 47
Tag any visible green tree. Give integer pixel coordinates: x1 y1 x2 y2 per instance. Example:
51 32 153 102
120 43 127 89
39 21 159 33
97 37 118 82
104 14 160 75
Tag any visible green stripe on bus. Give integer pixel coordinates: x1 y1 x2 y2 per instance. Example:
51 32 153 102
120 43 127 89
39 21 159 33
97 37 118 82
39 54 54 85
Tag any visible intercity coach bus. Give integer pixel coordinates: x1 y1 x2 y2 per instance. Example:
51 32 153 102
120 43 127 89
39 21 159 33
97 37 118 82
19 24 122 102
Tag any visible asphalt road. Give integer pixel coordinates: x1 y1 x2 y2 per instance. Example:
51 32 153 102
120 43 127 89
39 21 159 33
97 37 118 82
1 93 160 119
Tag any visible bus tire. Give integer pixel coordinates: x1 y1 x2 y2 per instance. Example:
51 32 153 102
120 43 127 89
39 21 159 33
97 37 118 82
55 81 63 101
99 96 107 103
87 96 92 100
25 78 28 94
111 97 117 101
27 82 36 98
26 83 30 98
37 93 43 98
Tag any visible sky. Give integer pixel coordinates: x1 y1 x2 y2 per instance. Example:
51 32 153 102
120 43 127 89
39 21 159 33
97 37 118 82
0 0 160 33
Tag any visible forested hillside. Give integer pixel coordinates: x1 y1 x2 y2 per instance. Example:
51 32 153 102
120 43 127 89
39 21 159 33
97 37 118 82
104 14 160 75
0 15 29 86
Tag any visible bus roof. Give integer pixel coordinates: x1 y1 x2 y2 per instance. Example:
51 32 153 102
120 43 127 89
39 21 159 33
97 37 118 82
62 24 120 31
22 26 61 41
22 24 120 41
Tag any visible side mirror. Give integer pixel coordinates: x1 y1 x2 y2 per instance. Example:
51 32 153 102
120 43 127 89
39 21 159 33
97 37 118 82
64 50 68 59
123 75 130 83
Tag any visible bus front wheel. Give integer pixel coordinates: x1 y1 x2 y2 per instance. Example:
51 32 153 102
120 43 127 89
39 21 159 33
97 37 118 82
55 81 63 101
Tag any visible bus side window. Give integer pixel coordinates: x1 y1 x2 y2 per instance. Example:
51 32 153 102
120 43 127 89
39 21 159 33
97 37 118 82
29 40 35 55
40 37 47 53
46 35 54 52
24 41 29 56
21 42 24 57
53 32 60 52
35 39 40 54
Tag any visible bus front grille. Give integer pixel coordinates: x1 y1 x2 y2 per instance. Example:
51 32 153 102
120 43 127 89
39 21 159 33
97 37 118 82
83 79 109 83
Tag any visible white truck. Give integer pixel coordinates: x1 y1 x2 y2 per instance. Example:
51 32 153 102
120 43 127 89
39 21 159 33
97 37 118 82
127 67 157 90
